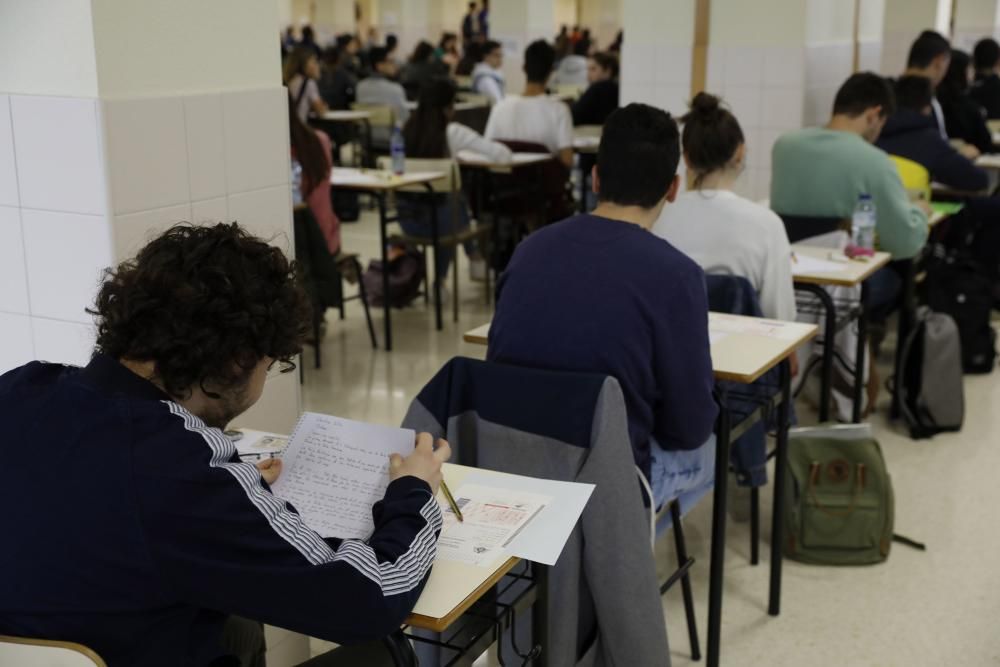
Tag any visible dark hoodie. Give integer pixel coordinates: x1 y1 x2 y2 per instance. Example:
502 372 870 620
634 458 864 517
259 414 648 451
876 108 989 192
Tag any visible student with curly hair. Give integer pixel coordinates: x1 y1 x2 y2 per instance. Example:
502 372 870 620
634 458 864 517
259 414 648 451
0 223 449 667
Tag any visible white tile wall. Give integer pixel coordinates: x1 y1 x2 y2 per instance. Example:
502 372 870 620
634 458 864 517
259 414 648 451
112 203 193 261
184 94 228 202
191 197 228 225
0 96 18 207
10 95 105 215
31 317 95 367
0 205 29 314
103 97 189 215
0 312 34 374
223 88 291 194
22 209 112 323
227 185 293 252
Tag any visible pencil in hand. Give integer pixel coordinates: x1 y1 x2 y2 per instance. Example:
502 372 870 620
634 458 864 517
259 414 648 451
440 480 464 522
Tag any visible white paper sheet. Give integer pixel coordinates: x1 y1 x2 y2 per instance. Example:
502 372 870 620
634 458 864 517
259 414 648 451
436 483 551 566
709 314 804 341
270 413 415 540
458 472 595 566
232 429 288 461
709 331 729 345
791 253 849 276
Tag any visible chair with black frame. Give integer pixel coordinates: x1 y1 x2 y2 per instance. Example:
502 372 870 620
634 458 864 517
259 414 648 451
292 205 377 367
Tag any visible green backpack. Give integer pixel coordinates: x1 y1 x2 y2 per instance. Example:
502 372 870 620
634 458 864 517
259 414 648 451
783 425 895 565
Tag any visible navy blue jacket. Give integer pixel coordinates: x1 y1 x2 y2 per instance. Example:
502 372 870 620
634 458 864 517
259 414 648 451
0 355 441 667
487 214 718 477
876 109 989 192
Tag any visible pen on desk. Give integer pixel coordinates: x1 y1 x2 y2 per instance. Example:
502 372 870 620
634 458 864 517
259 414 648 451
440 479 464 522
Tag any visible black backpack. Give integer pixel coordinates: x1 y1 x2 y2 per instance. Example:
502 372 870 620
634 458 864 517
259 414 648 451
925 255 997 374
362 244 426 309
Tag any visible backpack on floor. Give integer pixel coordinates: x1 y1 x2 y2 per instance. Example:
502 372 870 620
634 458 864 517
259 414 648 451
783 425 894 565
362 244 426 309
893 306 965 439
925 256 997 374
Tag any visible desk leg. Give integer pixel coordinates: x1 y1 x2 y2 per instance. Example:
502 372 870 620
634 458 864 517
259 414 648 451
891 260 916 420
363 119 374 168
768 360 792 616
853 281 869 423
427 185 443 331
707 391 732 667
376 193 392 351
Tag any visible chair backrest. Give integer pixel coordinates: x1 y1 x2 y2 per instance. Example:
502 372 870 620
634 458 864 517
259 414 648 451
574 124 603 139
556 83 585 100
492 139 573 223
350 102 395 129
293 206 343 309
889 154 931 202
776 212 851 244
457 92 491 106
705 274 764 318
375 157 461 193
0 636 106 667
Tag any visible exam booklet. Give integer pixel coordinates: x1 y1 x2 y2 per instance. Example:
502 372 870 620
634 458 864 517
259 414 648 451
269 412 414 540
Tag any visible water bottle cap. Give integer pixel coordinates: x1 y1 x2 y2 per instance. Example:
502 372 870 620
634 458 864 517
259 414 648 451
859 193 872 200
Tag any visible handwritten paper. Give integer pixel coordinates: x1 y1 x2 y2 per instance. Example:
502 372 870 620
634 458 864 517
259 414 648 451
709 313 803 341
436 483 550 566
791 254 849 276
270 413 415 540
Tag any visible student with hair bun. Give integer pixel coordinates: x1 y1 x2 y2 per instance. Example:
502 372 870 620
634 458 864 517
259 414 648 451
653 92 798 364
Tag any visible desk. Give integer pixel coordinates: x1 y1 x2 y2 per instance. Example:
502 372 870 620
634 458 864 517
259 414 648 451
463 314 817 667
330 168 446 350
404 100 487 113
975 153 1000 169
791 245 891 423
310 110 374 168
455 150 553 172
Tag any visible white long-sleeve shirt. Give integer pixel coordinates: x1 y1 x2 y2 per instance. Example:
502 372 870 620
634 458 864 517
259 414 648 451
446 122 512 162
653 189 798 322
471 62 505 104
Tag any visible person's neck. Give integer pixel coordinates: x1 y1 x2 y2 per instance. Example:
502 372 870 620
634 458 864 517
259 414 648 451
687 169 737 191
523 82 546 97
119 358 209 422
590 202 658 230
826 114 868 137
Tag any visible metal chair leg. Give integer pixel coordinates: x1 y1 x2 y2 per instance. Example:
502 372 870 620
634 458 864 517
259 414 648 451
671 500 701 661
353 257 378 349
750 486 760 565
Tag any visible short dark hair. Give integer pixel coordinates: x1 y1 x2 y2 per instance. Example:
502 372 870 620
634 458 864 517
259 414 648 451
597 103 680 208
832 72 896 118
523 39 556 83
385 34 398 51
591 51 619 78
907 30 951 68
681 92 744 188
483 40 502 56
895 75 934 111
974 38 1000 70
369 46 390 67
89 224 311 400
572 39 589 56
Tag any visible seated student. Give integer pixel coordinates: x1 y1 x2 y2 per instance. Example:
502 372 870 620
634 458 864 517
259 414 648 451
399 77 511 283
455 40 482 77
434 32 460 69
471 40 505 103
485 40 574 168
937 49 995 154
877 75 989 193
488 103 718 510
318 45 357 111
971 37 1000 119
289 94 340 255
903 31 957 143
772 72 929 319
653 92 797 340
357 46 410 147
550 39 589 87
0 223 449 667
400 40 448 100
571 51 620 126
285 46 329 122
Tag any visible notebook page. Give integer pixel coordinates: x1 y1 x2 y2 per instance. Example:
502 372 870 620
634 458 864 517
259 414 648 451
270 412 415 540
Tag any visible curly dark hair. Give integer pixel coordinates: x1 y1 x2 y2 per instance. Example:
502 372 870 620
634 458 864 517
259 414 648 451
88 223 312 399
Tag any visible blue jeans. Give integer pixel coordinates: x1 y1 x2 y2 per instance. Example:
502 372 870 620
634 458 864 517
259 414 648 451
863 266 902 322
397 193 475 279
649 434 716 514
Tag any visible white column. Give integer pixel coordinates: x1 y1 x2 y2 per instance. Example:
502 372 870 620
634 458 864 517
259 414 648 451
953 0 1000 51
314 0 357 43
0 0 302 441
880 0 941 73
620 0 695 112
858 0 887 72
491 0 558 93
579 0 622 49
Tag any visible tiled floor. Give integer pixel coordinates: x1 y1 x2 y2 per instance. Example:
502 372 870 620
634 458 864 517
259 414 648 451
300 209 1000 666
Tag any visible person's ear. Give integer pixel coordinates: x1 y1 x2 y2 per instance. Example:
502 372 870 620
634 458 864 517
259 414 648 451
665 174 681 203
591 164 600 195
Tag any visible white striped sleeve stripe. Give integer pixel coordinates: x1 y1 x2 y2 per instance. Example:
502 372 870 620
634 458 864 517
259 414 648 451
163 401 442 594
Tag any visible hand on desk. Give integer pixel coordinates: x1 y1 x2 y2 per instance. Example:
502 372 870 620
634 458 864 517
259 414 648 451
916 199 933 216
255 458 283 485
958 143 981 160
390 432 452 495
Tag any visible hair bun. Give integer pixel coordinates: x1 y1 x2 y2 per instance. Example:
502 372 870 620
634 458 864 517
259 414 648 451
689 92 721 115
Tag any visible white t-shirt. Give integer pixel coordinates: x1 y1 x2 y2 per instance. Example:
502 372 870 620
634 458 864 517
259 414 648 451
484 95 574 154
653 189 798 322
446 122 513 162
288 76 320 123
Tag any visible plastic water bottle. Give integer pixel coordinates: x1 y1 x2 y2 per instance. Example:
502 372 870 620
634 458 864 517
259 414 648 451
851 193 876 250
291 159 303 206
390 123 406 175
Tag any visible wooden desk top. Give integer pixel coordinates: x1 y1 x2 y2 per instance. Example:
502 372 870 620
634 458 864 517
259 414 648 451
314 110 373 122
791 244 892 287
463 314 817 385
404 100 487 112
572 135 599 153
975 153 1000 169
405 463 521 632
330 168 446 191
455 150 553 171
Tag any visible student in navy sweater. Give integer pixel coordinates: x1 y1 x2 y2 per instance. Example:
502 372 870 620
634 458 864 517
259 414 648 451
0 223 449 667
488 103 718 509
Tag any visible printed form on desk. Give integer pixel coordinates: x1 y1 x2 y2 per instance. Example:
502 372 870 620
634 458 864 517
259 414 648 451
269 412 415 540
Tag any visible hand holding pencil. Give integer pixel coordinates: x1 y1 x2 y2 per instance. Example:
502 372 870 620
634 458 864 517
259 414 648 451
389 433 454 512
